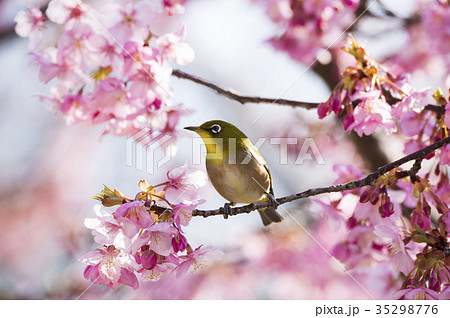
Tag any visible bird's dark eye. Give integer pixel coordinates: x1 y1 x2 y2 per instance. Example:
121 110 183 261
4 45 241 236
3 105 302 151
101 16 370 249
210 124 221 134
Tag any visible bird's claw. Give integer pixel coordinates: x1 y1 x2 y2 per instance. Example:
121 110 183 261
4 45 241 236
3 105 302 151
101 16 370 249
267 194 279 209
223 202 232 219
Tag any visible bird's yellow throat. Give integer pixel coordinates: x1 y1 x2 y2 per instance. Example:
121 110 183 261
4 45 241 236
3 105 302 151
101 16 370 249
195 132 227 161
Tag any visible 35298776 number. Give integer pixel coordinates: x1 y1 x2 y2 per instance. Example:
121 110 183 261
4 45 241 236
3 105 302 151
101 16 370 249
375 304 438 315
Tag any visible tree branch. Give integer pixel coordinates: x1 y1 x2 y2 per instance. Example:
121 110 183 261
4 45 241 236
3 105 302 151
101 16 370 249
172 69 320 109
184 136 450 218
0 25 16 43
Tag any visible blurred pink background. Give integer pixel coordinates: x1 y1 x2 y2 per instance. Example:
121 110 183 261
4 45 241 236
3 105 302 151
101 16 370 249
0 0 438 299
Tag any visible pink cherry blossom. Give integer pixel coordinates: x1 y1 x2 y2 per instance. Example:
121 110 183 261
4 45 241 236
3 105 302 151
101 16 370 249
93 36 124 71
440 285 450 300
441 145 450 166
31 49 84 86
56 22 104 69
396 180 419 209
163 0 188 15
256 0 293 24
114 201 153 231
81 245 139 290
101 1 160 43
332 163 363 185
410 208 431 230
310 196 351 230
331 225 382 269
391 89 429 121
255 0 361 65
128 61 172 108
134 222 178 256
157 25 195 65
46 0 86 26
347 91 397 137
172 202 196 227
387 1 450 84
84 205 135 249
393 287 440 300
158 109 181 151
164 164 207 204
16 1 195 144
403 140 428 156
120 41 159 79
373 223 415 274
81 172 222 289
352 200 379 224
445 102 450 130
140 262 176 282
175 246 224 278
88 78 134 121
146 223 179 256
14 6 45 50
39 86 90 125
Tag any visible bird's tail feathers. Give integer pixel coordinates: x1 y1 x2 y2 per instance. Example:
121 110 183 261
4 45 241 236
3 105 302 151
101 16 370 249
258 207 283 226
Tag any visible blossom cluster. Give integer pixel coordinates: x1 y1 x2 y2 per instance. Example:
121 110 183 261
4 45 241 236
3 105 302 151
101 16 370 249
311 162 450 299
277 33 450 299
317 35 450 156
313 38 450 297
318 36 409 136
14 0 194 145
388 0 450 86
254 0 360 65
81 165 223 290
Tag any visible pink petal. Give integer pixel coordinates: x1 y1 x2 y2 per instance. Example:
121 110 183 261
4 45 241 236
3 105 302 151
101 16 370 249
119 268 139 290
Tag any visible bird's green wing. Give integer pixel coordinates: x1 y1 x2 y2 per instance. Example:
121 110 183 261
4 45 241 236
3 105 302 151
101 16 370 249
243 139 266 165
263 163 274 196
243 138 274 196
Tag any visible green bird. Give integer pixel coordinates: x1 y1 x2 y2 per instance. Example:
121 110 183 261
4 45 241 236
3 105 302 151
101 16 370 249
184 120 283 226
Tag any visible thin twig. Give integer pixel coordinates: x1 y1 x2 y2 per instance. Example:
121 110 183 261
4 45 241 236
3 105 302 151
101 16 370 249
173 70 446 117
424 104 445 118
147 137 450 218
394 157 424 181
172 69 320 109
364 1 418 26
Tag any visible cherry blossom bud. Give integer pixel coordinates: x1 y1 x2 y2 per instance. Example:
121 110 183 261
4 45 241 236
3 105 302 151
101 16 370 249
369 188 380 205
423 199 431 215
429 276 441 292
359 189 372 203
172 234 188 253
346 216 357 229
342 113 355 131
379 201 394 218
138 249 158 270
330 94 342 114
317 101 330 119
411 209 431 230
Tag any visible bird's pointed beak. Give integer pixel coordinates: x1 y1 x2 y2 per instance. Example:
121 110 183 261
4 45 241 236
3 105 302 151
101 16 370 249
184 126 201 132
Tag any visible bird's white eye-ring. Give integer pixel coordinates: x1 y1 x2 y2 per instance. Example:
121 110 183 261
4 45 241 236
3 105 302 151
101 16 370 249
210 124 221 134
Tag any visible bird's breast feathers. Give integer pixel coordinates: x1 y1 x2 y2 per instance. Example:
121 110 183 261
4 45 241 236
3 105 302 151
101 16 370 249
206 148 271 204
